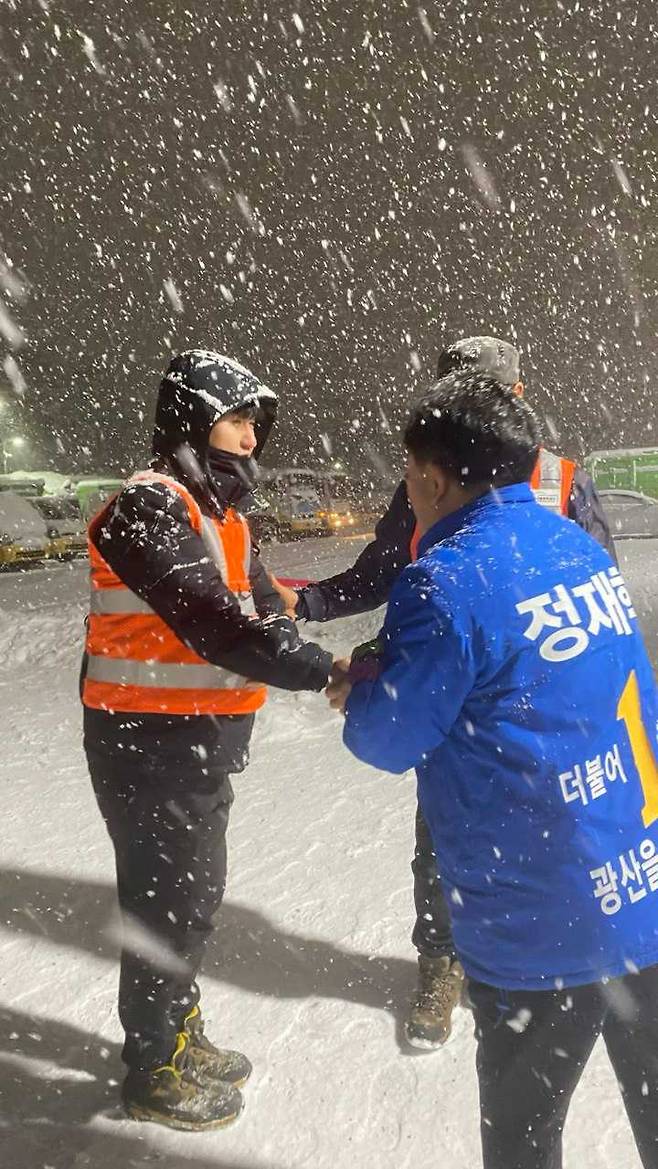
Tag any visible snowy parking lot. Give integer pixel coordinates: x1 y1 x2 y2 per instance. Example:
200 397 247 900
1 533 657 1169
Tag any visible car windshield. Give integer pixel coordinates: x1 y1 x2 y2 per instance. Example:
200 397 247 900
0 493 48 538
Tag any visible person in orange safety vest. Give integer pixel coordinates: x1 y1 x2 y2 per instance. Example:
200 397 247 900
81 350 333 1132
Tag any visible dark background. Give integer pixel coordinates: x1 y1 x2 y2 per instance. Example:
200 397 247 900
1 0 657 479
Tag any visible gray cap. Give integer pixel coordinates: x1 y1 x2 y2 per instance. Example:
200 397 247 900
436 336 521 386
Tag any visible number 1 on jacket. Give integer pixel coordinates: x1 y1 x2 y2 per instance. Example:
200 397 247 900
617 670 658 828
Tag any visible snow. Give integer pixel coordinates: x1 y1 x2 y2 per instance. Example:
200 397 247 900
1 535 656 1168
0 469 74 495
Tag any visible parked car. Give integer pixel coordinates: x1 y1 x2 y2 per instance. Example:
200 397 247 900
0 491 54 566
29 493 87 558
599 490 658 540
0 470 74 496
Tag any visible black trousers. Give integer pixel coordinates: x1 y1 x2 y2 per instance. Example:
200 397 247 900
469 963 658 1169
411 804 454 960
85 709 252 1072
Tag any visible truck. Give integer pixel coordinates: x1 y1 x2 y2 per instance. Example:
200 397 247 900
258 469 329 538
0 471 74 496
0 476 46 497
584 448 658 500
316 471 360 533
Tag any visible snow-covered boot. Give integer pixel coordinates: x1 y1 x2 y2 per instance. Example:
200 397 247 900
122 1030 243 1131
405 955 465 1049
183 1004 252 1087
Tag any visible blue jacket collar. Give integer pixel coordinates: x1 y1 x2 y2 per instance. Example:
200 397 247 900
417 482 535 557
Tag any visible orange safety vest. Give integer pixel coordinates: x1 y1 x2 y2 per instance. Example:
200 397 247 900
529 449 575 516
409 449 576 561
82 470 267 717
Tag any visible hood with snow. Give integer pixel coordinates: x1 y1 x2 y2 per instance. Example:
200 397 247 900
152 350 278 514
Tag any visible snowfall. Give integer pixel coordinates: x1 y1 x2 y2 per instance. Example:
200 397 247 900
1 532 657 1169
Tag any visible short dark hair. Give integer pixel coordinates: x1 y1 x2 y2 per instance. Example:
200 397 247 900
404 371 542 490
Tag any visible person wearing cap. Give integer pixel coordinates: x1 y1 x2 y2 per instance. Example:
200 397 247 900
333 369 658 1169
81 350 333 1131
277 337 614 1050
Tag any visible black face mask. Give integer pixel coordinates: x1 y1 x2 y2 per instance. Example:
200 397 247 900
206 447 258 508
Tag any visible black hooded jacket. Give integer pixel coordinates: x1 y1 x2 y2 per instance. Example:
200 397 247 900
83 351 332 718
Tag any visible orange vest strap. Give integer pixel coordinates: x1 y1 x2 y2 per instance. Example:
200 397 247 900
128 470 204 534
410 523 421 562
531 450 576 517
560 459 576 515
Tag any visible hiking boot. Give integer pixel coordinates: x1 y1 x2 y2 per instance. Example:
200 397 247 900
461 975 473 1011
122 1031 243 1131
405 955 465 1050
183 1005 252 1087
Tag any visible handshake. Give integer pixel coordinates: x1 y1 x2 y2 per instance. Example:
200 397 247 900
268 575 383 714
327 658 352 713
327 641 385 712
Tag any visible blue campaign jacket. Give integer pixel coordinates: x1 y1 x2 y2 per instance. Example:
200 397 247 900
344 484 658 990
297 464 615 622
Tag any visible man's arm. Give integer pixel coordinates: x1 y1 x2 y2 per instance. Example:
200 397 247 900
343 564 476 773
568 467 617 562
249 553 286 617
296 481 415 621
92 481 331 692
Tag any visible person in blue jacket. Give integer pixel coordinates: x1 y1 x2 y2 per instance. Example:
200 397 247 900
332 369 658 1169
284 337 615 1051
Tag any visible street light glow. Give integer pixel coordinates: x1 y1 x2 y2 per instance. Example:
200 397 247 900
0 435 28 472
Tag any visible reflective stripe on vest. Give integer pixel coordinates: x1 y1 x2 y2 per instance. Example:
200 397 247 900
89 589 154 615
85 653 262 691
200 513 251 582
83 470 265 715
530 450 575 516
89 586 256 618
198 513 256 616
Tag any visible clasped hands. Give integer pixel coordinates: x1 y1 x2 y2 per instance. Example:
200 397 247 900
327 658 353 714
267 575 354 713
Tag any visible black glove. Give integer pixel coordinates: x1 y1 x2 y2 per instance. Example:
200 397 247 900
257 613 301 659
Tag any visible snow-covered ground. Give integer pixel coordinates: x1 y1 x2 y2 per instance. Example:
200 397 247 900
1 535 657 1169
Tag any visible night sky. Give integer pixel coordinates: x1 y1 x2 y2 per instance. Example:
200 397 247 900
1 0 657 478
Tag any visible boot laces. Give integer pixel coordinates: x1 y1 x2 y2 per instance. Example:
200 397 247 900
153 1031 198 1085
416 959 461 1013
184 1007 219 1056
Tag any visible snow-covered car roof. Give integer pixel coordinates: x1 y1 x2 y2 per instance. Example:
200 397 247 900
0 491 50 546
